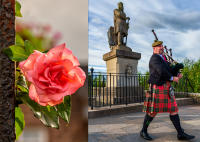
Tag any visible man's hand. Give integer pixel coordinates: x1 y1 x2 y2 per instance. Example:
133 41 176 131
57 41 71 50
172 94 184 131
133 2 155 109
177 73 183 79
173 76 179 83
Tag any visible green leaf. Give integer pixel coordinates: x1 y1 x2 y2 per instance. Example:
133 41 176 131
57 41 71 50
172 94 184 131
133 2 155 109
16 72 28 93
32 38 45 52
15 1 22 17
17 85 29 93
15 107 25 140
46 105 51 112
24 40 35 55
20 29 44 52
3 45 28 61
16 34 24 46
16 71 27 88
17 92 59 128
43 50 49 53
55 96 71 123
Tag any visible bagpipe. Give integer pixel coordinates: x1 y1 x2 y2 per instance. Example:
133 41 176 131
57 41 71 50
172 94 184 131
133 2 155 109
152 29 184 76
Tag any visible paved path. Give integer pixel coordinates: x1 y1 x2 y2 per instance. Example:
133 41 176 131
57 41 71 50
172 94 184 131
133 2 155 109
89 105 200 142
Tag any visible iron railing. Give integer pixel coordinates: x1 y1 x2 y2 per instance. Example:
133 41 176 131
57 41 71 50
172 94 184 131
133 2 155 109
88 69 194 109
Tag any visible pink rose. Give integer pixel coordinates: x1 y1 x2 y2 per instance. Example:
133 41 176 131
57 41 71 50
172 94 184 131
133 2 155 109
19 43 86 106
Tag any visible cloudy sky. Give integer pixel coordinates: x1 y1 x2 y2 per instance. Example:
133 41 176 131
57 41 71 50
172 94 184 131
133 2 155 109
89 0 200 73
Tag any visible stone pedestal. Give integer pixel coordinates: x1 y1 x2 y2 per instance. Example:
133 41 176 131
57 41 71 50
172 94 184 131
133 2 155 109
103 45 141 87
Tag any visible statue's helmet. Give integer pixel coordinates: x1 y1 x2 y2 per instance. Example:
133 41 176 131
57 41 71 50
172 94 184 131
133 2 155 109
118 2 124 11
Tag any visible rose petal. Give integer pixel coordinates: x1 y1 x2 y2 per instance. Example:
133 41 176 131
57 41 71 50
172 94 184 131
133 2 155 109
50 59 74 73
19 60 26 74
31 85 64 106
34 85 64 103
39 76 49 83
33 53 48 78
62 66 86 94
47 43 80 66
29 84 47 106
19 51 43 82
47 59 75 89
47 98 64 106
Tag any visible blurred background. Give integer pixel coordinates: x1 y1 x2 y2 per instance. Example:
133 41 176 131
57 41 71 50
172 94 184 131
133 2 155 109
16 0 88 142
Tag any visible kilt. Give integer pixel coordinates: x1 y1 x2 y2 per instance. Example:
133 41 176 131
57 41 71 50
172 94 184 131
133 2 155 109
143 81 178 113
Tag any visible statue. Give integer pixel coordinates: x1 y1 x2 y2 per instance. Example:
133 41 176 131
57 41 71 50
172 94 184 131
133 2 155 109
107 2 130 48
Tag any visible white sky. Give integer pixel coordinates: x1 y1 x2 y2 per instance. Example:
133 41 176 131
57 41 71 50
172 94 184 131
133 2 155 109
18 0 88 64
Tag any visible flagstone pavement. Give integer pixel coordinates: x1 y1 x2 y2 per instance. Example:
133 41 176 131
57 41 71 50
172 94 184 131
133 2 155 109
89 105 200 142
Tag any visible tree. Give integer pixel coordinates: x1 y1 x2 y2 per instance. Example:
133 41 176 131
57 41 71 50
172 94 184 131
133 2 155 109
181 58 200 93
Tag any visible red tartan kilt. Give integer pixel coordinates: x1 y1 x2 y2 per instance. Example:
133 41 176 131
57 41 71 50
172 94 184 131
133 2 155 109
143 82 178 113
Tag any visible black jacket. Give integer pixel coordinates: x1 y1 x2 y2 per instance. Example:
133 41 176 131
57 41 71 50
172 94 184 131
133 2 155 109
148 54 172 86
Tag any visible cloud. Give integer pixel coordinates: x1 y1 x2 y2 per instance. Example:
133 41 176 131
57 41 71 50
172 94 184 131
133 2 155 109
151 11 200 32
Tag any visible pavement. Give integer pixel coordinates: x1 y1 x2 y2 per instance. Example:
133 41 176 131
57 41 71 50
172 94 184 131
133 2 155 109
89 105 200 142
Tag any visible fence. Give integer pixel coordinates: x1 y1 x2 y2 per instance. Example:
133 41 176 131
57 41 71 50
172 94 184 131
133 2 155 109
88 69 194 110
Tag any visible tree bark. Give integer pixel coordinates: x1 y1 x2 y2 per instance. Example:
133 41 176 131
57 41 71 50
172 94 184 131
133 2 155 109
0 0 15 141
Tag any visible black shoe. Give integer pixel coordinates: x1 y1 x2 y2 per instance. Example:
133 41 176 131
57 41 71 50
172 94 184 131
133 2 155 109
177 132 195 140
140 130 153 141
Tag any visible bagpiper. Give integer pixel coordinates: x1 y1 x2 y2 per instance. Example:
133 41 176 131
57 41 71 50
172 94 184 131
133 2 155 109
140 39 195 141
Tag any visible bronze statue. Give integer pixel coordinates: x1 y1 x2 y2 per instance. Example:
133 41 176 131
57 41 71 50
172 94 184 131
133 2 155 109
107 2 130 48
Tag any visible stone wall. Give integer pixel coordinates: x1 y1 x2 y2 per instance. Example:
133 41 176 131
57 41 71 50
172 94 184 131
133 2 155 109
175 92 200 104
0 0 15 141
